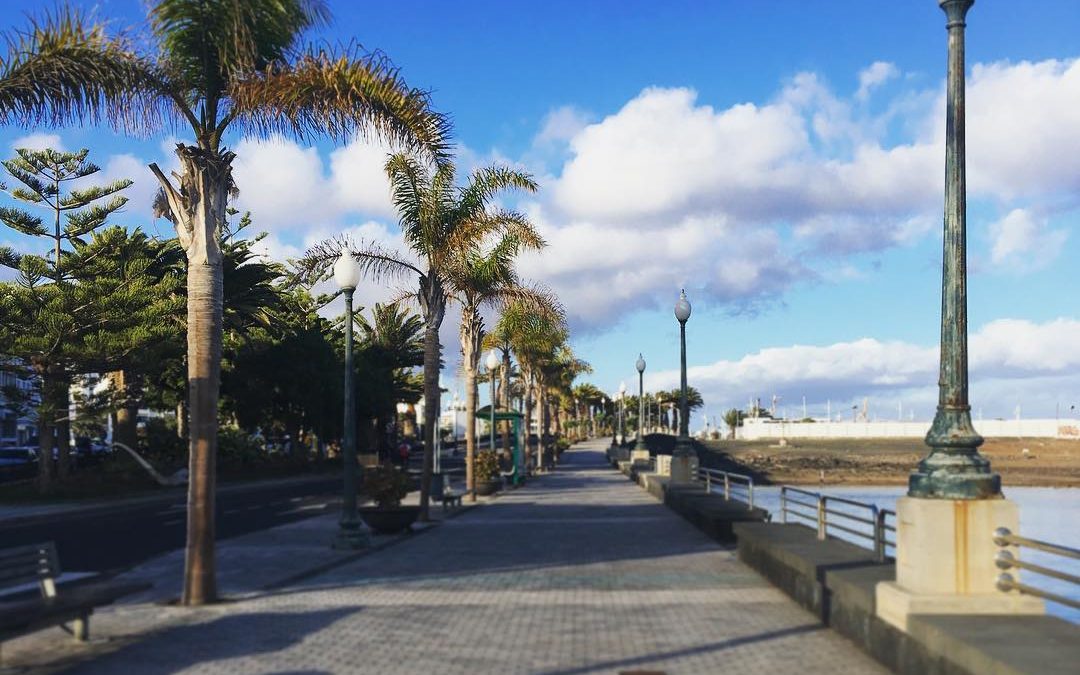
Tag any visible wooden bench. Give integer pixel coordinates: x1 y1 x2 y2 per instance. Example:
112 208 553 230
0 542 151 648
441 491 463 510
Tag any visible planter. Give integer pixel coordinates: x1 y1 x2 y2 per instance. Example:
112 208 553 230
475 478 501 496
358 506 420 535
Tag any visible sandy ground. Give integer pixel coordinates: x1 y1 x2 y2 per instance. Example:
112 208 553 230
699 437 1080 487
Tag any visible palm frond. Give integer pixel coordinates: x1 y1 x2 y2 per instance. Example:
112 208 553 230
152 0 328 104
297 235 422 287
0 7 178 133
228 45 452 161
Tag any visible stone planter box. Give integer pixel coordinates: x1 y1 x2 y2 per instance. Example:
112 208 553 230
358 506 420 534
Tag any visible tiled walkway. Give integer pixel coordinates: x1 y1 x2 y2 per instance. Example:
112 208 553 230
63 440 886 674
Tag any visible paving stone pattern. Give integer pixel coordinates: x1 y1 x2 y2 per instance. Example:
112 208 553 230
52 441 885 674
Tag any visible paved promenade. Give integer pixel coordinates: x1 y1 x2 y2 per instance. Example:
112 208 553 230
7 441 884 674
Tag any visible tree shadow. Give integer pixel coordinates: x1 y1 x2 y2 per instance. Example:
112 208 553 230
539 623 823 675
63 608 356 675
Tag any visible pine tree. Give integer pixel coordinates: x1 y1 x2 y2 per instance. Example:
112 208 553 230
0 148 132 487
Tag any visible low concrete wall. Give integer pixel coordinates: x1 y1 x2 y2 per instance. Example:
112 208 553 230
733 522 1080 675
736 417 1080 440
625 468 768 543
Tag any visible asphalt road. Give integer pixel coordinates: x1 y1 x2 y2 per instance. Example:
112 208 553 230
0 476 341 573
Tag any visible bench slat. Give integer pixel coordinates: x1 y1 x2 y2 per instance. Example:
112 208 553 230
0 542 59 591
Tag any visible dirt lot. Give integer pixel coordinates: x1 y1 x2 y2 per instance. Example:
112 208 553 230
698 437 1080 487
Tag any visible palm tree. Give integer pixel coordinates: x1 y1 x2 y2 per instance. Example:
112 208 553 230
302 156 538 520
501 304 568 470
450 239 559 498
0 1 450 606
355 303 425 461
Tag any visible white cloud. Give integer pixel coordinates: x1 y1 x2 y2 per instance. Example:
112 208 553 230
230 135 397 232
10 133 64 152
534 106 592 147
965 58 1080 198
988 208 1068 271
644 318 1080 419
100 153 158 222
856 61 900 101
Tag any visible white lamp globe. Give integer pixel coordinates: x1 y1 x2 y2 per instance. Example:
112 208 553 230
619 381 627 396
674 289 692 323
636 354 646 374
333 251 361 291
485 350 500 372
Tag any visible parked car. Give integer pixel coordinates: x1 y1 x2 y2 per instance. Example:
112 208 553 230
73 436 110 461
0 446 37 467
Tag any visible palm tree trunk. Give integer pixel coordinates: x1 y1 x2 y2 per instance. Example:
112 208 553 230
465 365 477 500
150 144 233 607
460 307 481 500
500 350 511 455
522 372 534 472
418 278 445 522
176 399 187 439
113 369 139 452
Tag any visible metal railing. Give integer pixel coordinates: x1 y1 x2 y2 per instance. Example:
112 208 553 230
697 467 755 510
994 527 1080 610
779 486 895 562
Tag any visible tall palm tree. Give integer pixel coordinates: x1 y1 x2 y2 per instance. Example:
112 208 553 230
0 1 450 606
452 240 559 497
302 156 538 520
501 303 568 470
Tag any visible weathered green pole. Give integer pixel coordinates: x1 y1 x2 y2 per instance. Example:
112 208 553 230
333 252 369 549
909 0 1000 500
670 290 695 482
635 354 647 452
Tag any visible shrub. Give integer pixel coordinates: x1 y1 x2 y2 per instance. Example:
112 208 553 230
363 465 410 507
475 450 500 482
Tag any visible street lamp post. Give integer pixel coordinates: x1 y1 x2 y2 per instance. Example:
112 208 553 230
332 251 370 549
671 290 696 482
876 0 1041 630
632 355 649 464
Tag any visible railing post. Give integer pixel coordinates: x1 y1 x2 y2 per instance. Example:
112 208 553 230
705 471 711 494
748 481 754 511
817 495 826 540
872 506 884 562
723 473 730 500
780 487 787 523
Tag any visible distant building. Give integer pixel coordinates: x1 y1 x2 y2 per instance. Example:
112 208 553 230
0 363 38 446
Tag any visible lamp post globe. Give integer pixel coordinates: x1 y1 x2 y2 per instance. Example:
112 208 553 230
332 250 369 549
671 289 695 482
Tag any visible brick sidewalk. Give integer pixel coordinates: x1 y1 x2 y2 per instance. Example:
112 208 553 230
4 441 885 674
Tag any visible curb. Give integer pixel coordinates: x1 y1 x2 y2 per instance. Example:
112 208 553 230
0 474 339 529
259 500 484 592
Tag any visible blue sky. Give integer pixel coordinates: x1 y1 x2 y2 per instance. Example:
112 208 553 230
1 0 1079 423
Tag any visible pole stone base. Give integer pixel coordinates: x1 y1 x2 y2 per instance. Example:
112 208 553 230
332 523 371 550
875 496 1044 631
630 447 650 465
669 438 697 483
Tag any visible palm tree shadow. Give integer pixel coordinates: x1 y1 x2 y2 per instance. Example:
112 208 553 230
539 623 822 675
65 608 357 675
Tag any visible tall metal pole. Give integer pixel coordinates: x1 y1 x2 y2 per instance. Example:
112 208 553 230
635 354 647 453
671 290 694 481
490 373 496 458
334 288 369 549
910 0 999 500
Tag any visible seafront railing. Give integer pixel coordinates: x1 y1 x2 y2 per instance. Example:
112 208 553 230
779 486 895 562
994 527 1080 611
698 467 755 509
